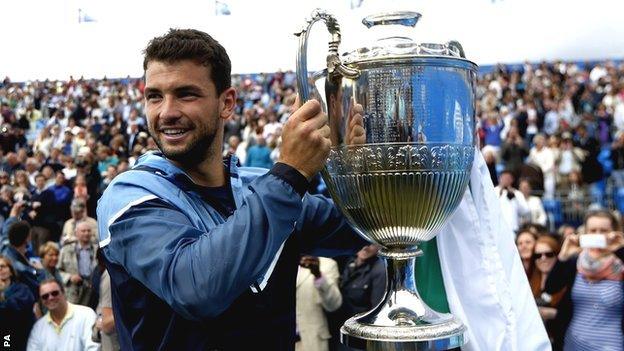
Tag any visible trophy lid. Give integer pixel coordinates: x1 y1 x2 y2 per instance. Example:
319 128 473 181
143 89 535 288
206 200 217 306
343 11 470 64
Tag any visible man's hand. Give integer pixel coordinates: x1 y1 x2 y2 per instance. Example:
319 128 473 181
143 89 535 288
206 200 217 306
299 256 321 278
279 98 331 181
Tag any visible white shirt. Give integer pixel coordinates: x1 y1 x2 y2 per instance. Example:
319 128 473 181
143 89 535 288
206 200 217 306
27 303 100 351
493 186 530 233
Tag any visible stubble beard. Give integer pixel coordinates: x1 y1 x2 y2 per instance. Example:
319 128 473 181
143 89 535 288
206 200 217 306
154 131 217 168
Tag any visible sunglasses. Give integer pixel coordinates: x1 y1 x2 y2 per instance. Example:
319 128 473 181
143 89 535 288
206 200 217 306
533 252 555 260
41 290 61 300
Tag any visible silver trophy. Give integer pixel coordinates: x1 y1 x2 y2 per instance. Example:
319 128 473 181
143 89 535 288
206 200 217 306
295 10 477 350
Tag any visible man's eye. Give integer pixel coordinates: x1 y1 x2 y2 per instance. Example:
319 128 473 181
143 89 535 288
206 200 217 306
146 94 162 101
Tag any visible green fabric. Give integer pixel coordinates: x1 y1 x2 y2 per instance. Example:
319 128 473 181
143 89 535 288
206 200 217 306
415 237 450 313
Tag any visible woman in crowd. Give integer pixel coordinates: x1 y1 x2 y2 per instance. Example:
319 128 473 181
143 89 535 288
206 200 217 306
545 210 624 350
531 235 564 340
519 179 548 227
39 241 63 282
516 229 538 276
13 170 34 194
0 255 36 350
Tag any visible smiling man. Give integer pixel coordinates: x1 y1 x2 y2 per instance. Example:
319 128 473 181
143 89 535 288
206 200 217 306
96 29 367 350
26 279 99 351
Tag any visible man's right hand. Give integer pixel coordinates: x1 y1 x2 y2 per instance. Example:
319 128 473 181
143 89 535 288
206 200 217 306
279 99 331 180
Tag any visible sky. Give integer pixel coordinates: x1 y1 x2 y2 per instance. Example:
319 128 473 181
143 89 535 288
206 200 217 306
2 0 623 81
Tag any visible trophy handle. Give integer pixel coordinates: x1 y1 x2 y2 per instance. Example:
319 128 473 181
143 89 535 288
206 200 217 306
294 9 360 103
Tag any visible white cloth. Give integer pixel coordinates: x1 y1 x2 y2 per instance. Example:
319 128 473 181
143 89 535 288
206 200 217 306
437 150 551 351
27 303 99 351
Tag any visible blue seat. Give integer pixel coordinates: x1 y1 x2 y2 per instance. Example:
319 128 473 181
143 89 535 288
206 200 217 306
542 198 563 229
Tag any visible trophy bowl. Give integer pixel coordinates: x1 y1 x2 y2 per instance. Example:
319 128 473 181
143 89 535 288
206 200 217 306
296 9 477 350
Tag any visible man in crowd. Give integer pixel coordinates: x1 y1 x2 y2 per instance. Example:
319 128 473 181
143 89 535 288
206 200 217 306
495 169 530 233
58 221 98 305
0 220 44 297
60 198 98 245
26 279 99 350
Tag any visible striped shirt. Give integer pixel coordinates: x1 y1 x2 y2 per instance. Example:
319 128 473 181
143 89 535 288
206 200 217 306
564 274 624 350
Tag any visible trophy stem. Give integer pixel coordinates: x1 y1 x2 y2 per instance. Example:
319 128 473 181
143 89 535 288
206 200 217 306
341 247 466 350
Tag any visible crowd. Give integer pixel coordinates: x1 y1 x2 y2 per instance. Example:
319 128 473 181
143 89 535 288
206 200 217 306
0 58 623 351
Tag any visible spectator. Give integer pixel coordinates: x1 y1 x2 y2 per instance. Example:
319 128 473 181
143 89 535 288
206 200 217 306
611 130 624 190
519 178 547 226
532 236 564 337
94 250 120 351
545 210 624 350
245 135 273 169
48 172 73 236
500 126 529 175
295 256 341 351
26 279 99 351
38 241 63 283
0 220 45 297
338 245 386 334
516 229 538 277
57 222 98 306
60 198 97 246
494 170 530 233
528 134 556 199
556 132 584 189
0 255 36 351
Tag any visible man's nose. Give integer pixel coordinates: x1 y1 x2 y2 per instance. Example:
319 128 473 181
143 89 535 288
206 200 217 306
159 96 183 120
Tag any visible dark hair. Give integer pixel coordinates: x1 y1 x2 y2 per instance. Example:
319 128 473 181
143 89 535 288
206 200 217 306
8 221 31 247
143 28 231 95
0 255 17 282
39 278 65 295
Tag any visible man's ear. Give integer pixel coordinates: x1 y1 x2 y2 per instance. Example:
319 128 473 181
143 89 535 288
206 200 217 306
219 87 237 120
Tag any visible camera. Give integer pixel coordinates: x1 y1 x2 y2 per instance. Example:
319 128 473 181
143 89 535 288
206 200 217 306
506 188 516 200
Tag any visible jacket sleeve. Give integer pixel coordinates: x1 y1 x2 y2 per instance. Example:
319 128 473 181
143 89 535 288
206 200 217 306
0 283 35 314
544 256 577 294
316 259 342 312
297 193 369 257
102 172 306 321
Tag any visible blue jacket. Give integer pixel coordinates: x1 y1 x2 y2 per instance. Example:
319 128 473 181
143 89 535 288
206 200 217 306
97 152 366 350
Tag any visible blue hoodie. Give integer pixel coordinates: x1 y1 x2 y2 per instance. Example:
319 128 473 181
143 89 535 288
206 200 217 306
97 152 366 350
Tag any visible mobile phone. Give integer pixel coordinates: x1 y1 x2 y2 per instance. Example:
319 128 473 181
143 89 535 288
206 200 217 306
579 234 607 249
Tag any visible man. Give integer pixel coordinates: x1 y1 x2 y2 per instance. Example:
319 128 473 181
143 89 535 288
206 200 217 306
0 219 45 297
494 169 530 233
57 221 98 306
339 244 386 321
295 256 342 351
60 198 98 245
26 279 99 351
97 29 366 350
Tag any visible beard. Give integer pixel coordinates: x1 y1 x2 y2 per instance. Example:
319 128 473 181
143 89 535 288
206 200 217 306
153 129 218 167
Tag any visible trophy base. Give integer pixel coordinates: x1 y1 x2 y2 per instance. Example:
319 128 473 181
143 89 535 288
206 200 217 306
340 251 466 351
340 315 465 351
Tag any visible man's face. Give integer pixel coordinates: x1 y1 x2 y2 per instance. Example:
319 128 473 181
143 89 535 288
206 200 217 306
144 59 234 166
75 222 92 243
40 282 66 312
